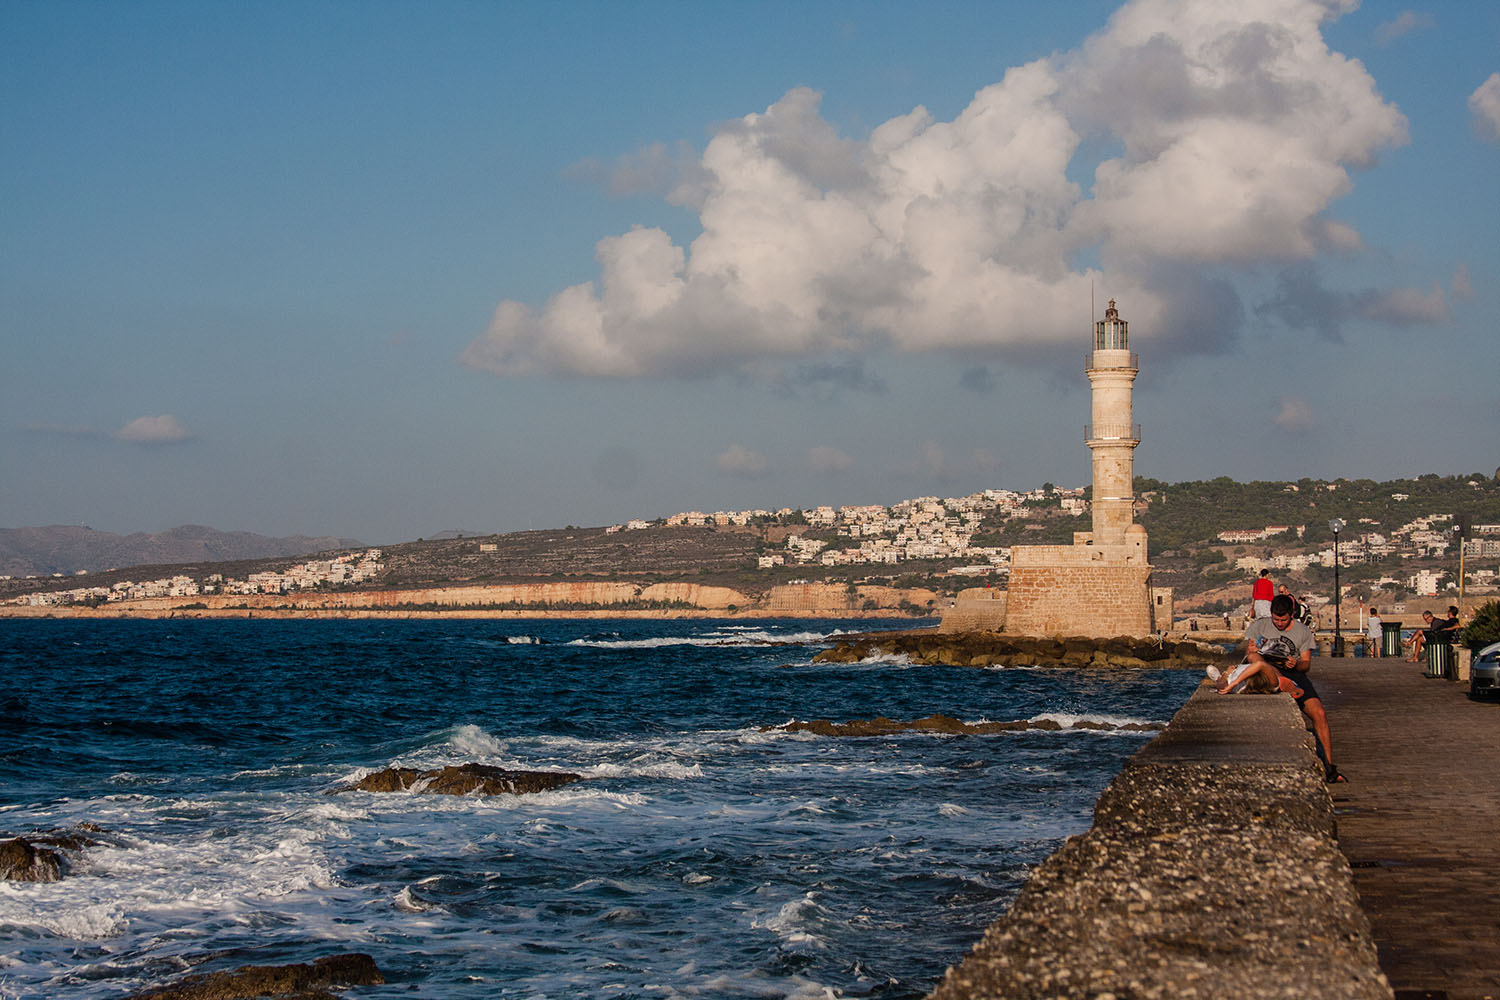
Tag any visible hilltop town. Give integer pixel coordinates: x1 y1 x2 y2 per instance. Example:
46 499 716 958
2 473 1496 620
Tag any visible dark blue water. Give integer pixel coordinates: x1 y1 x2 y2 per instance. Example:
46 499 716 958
0 618 1196 998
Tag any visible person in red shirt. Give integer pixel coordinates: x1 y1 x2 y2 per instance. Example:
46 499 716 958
1251 569 1274 619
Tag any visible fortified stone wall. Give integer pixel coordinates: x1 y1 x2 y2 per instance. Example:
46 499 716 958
940 589 1008 633
1151 585 1175 631
1004 547 1153 636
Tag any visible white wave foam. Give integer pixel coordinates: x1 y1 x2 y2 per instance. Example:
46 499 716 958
446 723 507 757
25 900 128 941
577 760 704 780
850 651 915 667
393 885 440 913
1027 711 1164 731
564 628 831 649
356 784 649 815
752 892 830 949
734 727 821 744
106 772 170 786
938 803 972 818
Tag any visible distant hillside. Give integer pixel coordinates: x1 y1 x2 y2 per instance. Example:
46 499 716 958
0 525 362 577
1135 473 1500 553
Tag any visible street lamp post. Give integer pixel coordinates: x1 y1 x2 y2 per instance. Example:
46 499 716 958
1330 518 1346 656
1455 516 1468 619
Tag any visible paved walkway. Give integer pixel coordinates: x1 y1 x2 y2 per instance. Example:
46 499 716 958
1315 654 1500 1000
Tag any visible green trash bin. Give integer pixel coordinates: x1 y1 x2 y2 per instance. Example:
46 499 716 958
1425 638 1453 679
1381 621 1403 657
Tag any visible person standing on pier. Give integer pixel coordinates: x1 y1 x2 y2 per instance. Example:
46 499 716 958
1244 594 1345 783
1251 570 1274 619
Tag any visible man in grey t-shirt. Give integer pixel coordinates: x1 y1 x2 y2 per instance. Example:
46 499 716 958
1242 594 1344 783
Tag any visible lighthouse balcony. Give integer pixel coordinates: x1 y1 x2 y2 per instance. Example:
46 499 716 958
1085 423 1141 446
1085 351 1138 372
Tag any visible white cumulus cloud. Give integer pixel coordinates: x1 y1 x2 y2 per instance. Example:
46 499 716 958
1273 397 1316 433
1470 72 1500 141
807 445 855 473
715 444 769 478
1374 10 1435 46
463 0 1410 381
115 414 194 445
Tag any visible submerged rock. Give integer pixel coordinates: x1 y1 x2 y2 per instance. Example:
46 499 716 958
30 821 107 852
125 952 383 1000
0 837 62 882
348 762 581 796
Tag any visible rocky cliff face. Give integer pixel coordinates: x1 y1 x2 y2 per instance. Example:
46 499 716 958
27 580 942 617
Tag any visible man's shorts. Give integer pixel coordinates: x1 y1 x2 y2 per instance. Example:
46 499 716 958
1276 667 1319 706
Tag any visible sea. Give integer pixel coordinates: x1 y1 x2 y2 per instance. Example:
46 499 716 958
0 617 1198 999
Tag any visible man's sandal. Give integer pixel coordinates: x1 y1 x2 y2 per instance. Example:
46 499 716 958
1325 763 1348 784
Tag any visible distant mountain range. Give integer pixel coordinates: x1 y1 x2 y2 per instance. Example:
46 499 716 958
0 525 363 578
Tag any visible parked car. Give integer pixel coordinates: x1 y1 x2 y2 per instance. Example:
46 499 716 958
1470 640 1500 700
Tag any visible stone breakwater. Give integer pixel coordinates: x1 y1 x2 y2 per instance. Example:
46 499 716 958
928 685 1392 1000
815 630 1224 669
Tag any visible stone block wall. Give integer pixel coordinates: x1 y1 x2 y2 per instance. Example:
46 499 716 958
1004 546 1153 636
1151 586 1175 632
940 590 1008 633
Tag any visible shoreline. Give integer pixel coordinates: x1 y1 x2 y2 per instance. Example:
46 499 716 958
0 579 943 622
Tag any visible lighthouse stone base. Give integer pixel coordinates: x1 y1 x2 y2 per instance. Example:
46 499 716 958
942 526 1173 638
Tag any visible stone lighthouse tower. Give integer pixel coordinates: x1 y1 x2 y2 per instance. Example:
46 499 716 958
943 296 1171 637
1086 300 1140 546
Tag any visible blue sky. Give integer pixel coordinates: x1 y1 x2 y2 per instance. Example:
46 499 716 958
3 0 1497 544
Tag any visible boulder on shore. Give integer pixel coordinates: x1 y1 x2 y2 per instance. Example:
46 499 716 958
125 952 383 1000
815 630 1222 670
347 762 581 796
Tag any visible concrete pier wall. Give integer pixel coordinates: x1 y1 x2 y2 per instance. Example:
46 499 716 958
929 686 1392 999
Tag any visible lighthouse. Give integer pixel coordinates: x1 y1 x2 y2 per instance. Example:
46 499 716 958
1085 300 1140 546
942 295 1170 637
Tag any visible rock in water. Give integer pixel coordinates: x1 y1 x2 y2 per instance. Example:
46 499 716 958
349 762 581 796
0 837 62 882
125 952 383 999
814 630 1222 669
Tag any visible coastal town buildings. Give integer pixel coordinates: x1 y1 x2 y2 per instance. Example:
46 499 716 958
14 551 383 608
